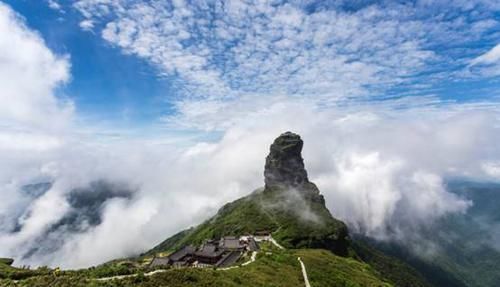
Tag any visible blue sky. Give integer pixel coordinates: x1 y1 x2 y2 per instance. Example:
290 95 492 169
2 0 500 132
2 0 500 268
3 0 177 128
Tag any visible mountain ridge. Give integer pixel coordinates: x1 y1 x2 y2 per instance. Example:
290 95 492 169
146 131 350 256
0 132 432 287
140 132 431 287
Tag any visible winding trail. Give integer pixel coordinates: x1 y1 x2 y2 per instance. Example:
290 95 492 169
242 251 257 266
269 236 285 250
219 251 257 270
297 257 311 287
95 237 283 281
96 251 259 279
95 269 167 281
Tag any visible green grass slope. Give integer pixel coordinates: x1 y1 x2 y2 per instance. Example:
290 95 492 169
147 185 349 256
296 249 392 287
0 260 53 282
351 240 433 287
3 248 391 287
144 186 431 287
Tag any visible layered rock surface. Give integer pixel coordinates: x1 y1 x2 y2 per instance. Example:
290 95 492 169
264 132 325 205
264 131 309 189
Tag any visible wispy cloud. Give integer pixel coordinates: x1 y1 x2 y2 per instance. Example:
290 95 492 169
73 0 499 129
47 0 62 11
79 19 95 31
469 43 500 76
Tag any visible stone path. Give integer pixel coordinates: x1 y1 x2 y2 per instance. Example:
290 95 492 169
95 237 282 281
95 269 167 281
219 251 257 270
96 251 258 279
297 257 311 287
241 251 257 266
269 236 285 250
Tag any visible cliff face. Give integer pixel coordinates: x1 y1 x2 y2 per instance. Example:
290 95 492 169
264 131 309 189
264 131 326 204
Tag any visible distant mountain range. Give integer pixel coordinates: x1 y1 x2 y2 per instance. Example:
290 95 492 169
360 180 500 287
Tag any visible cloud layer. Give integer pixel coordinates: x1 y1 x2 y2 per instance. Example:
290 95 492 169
73 0 500 129
0 1 500 269
2 100 500 268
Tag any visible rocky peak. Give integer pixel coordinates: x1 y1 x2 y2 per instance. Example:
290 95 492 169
264 131 310 189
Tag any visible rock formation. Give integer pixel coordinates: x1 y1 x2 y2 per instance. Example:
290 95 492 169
264 131 326 205
264 131 309 189
148 131 349 258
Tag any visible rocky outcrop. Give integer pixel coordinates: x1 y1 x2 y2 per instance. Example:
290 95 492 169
264 131 309 189
148 131 350 258
264 131 326 205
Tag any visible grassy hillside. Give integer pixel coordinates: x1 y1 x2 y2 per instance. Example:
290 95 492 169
147 186 349 256
144 185 431 287
2 248 392 287
296 249 392 287
0 260 52 282
1 186 432 287
351 240 432 287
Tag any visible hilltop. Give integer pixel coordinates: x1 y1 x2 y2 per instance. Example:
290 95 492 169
1 132 431 287
147 132 349 256
141 132 430 286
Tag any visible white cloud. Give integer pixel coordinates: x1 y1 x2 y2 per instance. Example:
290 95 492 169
79 19 94 31
0 3 72 132
2 98 499 268
73 0 499 130
1 0 500 270
469 43 500 76
47 0 62 11
482 161 500 178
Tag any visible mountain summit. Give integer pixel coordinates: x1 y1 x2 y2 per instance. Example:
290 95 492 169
1 132 432 286
265 132 327 207
148 132 350 256
264 131 309 189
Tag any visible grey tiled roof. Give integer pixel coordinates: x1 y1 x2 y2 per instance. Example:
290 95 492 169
169 245 195 261
221 237 243 249
216 251 241 267
195 243 224 258
248 237 260 251
150 257 170 267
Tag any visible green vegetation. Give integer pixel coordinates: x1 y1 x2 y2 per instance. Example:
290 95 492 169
147 190 278 253
0 260 52 281
351 240 432 287
0 184 434 287
147 186 348 256
0 260 13 267
141 185 433 287
2 248 394 287
296 249 392 287
0 258 142 285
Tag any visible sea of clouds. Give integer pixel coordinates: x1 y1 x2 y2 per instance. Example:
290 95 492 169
1 1 500 269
